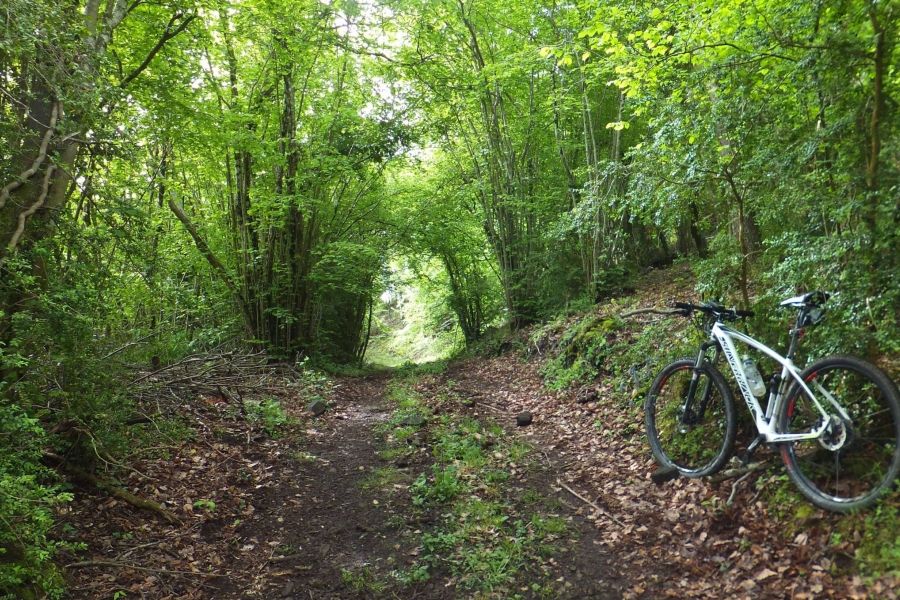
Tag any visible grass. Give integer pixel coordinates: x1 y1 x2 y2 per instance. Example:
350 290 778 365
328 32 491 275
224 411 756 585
340 566 387 594
290 450 319 464
360 466 407 492
243 398 291 437
855 502 900 578
390 384 568 595
357 378 573 597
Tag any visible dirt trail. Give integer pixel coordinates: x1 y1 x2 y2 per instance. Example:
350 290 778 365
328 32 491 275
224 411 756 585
63 369 634 599
216 373 402 599
214 372 627 599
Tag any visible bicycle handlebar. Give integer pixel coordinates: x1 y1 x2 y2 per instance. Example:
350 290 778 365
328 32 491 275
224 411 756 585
671 301 754 321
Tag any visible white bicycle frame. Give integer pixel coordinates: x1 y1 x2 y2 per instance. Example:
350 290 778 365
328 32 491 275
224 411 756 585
709 322 849 443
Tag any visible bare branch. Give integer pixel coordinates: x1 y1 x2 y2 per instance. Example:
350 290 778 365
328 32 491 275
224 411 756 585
167 198 255 337
557 479 625 527
65 561 218 578
620 307 682 318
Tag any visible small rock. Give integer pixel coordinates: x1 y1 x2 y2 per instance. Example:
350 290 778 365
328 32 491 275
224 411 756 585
516 412 533 427
307 398 328 416
281 581 296 597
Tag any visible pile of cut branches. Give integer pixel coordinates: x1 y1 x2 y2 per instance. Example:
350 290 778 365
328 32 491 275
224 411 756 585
127 348 307 407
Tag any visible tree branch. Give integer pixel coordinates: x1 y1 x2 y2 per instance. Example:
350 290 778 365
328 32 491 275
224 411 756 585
65 560 219 578
6 165 55 253
620 307 682 318
120 13 197 88
167 198 255 337
0 101 60 211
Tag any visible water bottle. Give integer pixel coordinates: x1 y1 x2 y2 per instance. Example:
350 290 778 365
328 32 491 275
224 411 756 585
742 357 766 397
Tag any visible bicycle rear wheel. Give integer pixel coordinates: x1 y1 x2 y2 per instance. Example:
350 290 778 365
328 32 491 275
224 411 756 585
778 356 900 512
645 359 736 477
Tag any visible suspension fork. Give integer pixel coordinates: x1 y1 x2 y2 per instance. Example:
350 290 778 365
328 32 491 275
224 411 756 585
682 341 721 424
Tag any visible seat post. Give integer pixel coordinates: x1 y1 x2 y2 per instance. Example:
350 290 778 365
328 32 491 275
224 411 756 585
786 309 804 360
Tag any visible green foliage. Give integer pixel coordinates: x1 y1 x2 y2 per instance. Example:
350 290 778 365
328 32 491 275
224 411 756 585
360 467 406 493
0 0 897 594
856 503 900 578
375 380 570 594
0 404 68 599
540 309 692 394
408 413 568 594
411 467 466 506
192 499 217 513
340 566 387 594
243 398 291 437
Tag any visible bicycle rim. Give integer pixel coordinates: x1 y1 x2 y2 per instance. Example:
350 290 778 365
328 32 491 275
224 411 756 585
646 361 734 476
780 359 900 512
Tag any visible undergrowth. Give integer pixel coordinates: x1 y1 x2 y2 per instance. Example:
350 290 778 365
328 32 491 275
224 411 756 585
540 280 900 581
535 303 695 401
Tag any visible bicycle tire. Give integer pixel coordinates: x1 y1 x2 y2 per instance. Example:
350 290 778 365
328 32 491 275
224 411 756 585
645 358 737 477
778 355 900 513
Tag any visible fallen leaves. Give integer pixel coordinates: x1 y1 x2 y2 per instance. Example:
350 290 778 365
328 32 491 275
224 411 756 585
427 267 898 599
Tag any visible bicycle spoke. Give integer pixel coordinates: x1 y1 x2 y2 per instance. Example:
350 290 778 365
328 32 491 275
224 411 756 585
833 451 840 497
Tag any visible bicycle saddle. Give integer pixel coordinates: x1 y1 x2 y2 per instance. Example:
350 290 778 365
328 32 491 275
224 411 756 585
779 290 830 308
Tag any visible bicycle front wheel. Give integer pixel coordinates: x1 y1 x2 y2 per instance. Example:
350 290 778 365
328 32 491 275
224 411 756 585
645 359 736 477
778 356 900 513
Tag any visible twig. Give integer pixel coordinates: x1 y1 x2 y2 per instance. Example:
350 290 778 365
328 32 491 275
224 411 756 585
117 538 166 559
620 307 682 318
556 479 625 527
100 329 168 360
727 471 753 506
710 459 772 483
475 401 506 415
65 560 220 578
128 353 232 385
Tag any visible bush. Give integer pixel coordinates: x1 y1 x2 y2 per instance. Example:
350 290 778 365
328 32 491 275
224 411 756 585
0 404 69 599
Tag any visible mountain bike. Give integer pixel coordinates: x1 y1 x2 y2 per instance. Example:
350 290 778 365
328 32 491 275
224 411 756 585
644 291 900 512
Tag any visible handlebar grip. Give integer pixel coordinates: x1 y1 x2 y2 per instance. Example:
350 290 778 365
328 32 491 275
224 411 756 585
673 302 694 311
736 309 755 318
